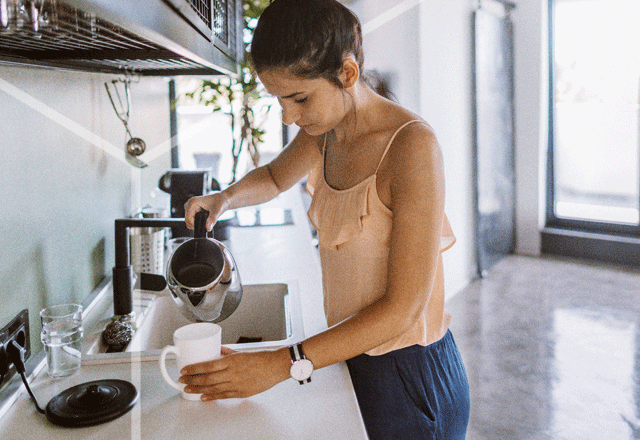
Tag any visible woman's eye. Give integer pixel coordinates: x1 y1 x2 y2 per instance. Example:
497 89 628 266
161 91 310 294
295 97 307 103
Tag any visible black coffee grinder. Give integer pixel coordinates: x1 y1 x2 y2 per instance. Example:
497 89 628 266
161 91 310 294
158 170 221 238
158 170 219 216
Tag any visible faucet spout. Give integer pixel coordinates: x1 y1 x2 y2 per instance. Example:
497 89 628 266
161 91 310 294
113 218 187 316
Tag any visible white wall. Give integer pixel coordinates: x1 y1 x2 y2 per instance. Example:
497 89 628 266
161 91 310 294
511 0 547 255
418 0 477 298
349 0 547 298
0 66 171 352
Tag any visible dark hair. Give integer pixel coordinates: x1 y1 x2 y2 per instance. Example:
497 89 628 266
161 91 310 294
250 0 364 89
362 70 397 103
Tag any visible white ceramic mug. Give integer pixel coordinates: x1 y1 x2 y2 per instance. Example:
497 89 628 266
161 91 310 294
159 322 222 400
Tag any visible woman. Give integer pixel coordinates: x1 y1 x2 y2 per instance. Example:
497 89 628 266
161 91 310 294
180 0 470 438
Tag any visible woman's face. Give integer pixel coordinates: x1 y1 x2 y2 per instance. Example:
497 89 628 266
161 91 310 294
258 69 350 136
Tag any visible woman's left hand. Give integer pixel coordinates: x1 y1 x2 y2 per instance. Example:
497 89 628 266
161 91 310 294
178 347 291 400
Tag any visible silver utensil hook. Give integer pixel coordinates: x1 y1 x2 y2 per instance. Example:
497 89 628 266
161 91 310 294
105 78 132 135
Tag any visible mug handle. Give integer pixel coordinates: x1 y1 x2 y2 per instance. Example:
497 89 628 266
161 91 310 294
159 345 183 392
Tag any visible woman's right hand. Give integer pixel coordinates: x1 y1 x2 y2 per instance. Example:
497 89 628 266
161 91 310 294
184 192 230 231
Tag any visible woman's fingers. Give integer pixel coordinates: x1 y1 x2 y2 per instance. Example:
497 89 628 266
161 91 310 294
180 357 226 376
184 194 225 230
184 198 210 229
220 346 236 355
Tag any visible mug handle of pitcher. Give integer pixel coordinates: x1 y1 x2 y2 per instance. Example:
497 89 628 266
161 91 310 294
159 345 183 392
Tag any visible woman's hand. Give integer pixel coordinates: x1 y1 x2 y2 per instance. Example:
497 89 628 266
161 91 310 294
184 192 230 231
178 347 291 400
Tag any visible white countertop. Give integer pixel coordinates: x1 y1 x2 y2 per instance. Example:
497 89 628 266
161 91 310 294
0 186 368 440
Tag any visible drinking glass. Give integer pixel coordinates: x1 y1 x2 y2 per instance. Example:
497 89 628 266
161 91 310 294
40 304 83 378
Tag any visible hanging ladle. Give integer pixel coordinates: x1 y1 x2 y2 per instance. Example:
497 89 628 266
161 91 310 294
105 79 148 169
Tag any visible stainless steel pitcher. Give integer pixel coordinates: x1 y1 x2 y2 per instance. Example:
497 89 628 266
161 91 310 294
165 210 242 322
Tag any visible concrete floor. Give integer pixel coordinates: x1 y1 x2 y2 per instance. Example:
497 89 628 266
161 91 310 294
447 255 640 440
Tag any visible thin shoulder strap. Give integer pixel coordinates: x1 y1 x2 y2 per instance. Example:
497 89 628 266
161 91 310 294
375 120 426 173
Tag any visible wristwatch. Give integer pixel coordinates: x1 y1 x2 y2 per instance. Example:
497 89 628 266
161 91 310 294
289 343 314 384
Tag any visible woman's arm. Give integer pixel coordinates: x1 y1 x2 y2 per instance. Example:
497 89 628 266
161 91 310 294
179 124 447 399
184 129 322 230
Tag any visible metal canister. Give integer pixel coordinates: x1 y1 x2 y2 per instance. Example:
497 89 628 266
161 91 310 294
130 208 167 275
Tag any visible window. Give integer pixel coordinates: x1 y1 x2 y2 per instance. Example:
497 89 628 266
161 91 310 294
171 77 283 184
547 0 640 237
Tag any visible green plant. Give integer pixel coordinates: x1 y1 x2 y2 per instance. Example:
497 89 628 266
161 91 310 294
185 0 272 183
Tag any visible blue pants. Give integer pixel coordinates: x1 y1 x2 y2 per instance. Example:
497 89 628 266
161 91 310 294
346 330 470 439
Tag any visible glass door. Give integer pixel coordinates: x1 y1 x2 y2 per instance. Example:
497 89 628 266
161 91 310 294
548 0 640 236
473 5 516 276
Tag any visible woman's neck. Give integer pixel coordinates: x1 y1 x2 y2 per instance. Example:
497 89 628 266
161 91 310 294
332 81 379 146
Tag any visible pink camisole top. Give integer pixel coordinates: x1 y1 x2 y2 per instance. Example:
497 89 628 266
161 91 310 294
306 120 456 356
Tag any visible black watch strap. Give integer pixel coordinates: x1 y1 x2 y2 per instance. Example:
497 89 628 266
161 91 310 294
289 343 305 362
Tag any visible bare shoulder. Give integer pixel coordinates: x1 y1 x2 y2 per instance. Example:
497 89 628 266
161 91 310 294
383 114 442 179
279 128 324 162
392 118 437 148
375 108 444 209
268 128 323 189
375 100 438 153
292 128 324 156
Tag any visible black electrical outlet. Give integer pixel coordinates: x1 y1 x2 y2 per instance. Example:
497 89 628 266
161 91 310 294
0 309 30 389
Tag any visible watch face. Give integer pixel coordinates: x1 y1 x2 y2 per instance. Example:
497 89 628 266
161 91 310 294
290 359 314 381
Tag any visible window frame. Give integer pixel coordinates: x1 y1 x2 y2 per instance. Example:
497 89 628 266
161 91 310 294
545 0 640 240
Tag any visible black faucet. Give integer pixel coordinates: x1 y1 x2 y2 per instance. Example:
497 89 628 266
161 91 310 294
112 218 186 317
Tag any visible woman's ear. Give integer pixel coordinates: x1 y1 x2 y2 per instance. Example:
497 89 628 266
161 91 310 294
339 56 360 88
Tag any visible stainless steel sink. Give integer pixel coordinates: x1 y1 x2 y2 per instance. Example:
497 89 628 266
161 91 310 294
83 281 304 363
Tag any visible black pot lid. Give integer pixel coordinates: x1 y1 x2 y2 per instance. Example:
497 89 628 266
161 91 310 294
45 379 138 428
